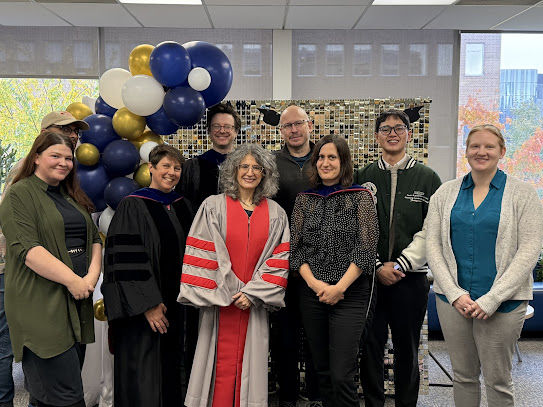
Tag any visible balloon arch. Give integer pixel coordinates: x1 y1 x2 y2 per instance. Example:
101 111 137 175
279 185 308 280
67 40 233 235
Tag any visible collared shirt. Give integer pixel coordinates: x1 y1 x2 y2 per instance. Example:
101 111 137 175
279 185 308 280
439 170 521 312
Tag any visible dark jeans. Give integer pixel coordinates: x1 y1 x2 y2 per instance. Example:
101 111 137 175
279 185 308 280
273 278 320 403
300 276 371 407
360 272 429 407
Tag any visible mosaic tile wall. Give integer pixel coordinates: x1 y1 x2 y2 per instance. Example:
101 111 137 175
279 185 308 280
170 98 432 396
165 98 431 170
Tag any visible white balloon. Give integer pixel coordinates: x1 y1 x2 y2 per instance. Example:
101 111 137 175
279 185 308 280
99 68 132 109
139 141 159 163
188 67 212 92
121 75 165 116
99 206 115 235
82 96 97 113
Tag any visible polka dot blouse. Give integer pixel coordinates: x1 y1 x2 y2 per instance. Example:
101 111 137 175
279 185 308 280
290 186 379 283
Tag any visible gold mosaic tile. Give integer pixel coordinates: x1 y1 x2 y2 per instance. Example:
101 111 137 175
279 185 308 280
167 98 432 169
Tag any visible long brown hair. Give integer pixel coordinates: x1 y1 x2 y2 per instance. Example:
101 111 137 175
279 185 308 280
307 135 353 188
13 131 95 213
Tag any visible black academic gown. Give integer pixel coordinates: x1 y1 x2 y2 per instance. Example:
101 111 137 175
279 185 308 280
102 189 193 407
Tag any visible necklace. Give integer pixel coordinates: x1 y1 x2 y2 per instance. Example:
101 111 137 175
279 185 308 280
239 197 254 206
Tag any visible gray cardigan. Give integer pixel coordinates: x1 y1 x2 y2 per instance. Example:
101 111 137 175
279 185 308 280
426 173 543 317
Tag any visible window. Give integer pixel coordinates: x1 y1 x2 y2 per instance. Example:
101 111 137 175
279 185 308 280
409 44 427 76
353 44 372 77
297 44 317 77
325 45 344 77
216 44 233 62
381 44 399 76
437 43 453 76
465 43 484 76
243 44 262 77
74 41 93 71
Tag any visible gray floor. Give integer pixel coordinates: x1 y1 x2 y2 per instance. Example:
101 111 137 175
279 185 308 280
11 338 543 406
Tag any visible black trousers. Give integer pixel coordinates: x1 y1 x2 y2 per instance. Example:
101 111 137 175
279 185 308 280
272 277 320 403
300 276 371 407
360 272 429 407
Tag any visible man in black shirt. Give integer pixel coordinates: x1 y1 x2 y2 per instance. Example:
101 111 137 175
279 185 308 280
177 102 240 213
273 105 320 407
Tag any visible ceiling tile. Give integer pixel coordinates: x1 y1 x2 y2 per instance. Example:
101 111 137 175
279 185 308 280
286 5 365 29
207 5 284 29
43 3 140 27
125 4 211 28
290 0 371 4
424 5 529 29
204 0 285 4
0 2 70 25
492 6 543 30
356 5 445 29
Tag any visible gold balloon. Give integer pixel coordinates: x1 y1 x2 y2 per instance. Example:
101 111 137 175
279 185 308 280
66 102 93 120
130 130 163 150
93 299 107 321
75 143 100 166
134 163 151 187
112 107 146 141
128 44 155 76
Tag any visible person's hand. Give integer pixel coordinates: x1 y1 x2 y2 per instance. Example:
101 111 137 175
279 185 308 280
467 301 489 320
144 303 169 333
83 272 99 289
377 262 405 286
66 275 94 300
317 285 345 305
309 279 330 295
232 292 252 310
452 294 475 318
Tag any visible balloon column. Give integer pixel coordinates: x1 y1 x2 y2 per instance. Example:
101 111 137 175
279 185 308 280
72 40 232 238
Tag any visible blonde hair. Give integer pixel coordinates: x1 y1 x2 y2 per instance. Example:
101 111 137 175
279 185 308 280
466 124 505 149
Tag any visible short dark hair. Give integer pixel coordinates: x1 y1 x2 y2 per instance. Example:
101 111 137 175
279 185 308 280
206 102 241 134
307 135 353 188
374 109 410 133
149 144 185 167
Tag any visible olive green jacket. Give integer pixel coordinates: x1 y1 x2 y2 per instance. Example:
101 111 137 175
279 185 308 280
0 174 100 361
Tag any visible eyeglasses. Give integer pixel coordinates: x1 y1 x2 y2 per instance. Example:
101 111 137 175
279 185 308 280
279 120 310 131
211 124 235 132
378 125 408 136
49 125 80 137
238 164 264 174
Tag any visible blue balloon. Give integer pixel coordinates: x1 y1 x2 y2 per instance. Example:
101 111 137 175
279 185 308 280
104 177 140 210
146 106 179 135
95 96 117 118
163 86 206 127
183 41 233 108
80 114 121 152
150 41 192 88
76 162 110 212
102 140 140 178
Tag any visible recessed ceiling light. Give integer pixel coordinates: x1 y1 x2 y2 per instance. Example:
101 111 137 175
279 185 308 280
119 0 202 4
372 0 456 5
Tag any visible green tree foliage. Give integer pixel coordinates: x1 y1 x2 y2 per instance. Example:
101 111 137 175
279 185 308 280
0 139 17 194
0 78 98 160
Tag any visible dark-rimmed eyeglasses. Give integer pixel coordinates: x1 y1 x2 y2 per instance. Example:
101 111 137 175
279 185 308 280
279 120 310 131
49 125 80 137
238 164 264 174
378 125 408 136
211 124 235 132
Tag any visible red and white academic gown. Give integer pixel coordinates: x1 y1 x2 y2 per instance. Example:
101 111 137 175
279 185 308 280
178 194 289 407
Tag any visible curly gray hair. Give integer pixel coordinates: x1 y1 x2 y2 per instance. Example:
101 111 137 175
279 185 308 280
219 143 279 205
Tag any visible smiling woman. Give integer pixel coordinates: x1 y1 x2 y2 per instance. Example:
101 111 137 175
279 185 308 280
427 124 543 407
101 143 195 407
178 143 289 407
